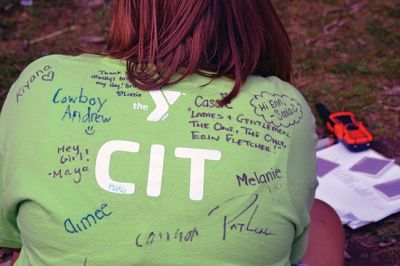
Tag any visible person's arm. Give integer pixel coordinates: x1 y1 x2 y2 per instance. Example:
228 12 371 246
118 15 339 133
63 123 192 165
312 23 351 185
0 57 51 264
301 199 345 266
10 249 20 265
0 248 19 265
0 248 13 263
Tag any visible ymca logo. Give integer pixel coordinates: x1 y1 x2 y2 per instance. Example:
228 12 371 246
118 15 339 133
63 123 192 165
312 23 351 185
147 90 182 121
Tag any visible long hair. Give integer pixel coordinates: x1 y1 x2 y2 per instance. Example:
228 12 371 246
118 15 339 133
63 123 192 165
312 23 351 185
106 0 292 105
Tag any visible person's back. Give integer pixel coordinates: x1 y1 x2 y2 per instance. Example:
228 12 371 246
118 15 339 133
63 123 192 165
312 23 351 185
0 1 319 265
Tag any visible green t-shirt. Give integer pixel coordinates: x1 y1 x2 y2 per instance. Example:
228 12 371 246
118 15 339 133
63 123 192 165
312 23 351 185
0 54 317 266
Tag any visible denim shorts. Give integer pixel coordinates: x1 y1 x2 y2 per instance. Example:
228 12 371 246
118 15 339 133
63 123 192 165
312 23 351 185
292 263 307 266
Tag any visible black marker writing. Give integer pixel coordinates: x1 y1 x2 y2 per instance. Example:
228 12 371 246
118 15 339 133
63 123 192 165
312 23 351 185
209 194 273 240
236 169 282 187
48 145 90 184
135 227 199 247
250 92 303 128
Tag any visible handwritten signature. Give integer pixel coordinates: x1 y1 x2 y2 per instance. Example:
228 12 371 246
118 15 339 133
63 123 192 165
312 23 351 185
208 194 273 240
135 227 199 247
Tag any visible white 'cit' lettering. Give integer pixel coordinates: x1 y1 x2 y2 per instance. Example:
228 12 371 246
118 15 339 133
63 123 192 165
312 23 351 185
95 140 221 200
175 148 221 200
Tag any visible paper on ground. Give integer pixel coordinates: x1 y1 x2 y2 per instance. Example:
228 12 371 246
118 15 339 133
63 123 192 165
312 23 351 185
315 143 400 229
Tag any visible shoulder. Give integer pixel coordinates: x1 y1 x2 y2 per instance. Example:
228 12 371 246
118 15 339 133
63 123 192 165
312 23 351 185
5 54 115 105
17 53 115 79
239 75 314 130
23 53 108 66
244 76 309 106
5 55 63 107
1 55 80 127
18 54 113 74
18 54 73 77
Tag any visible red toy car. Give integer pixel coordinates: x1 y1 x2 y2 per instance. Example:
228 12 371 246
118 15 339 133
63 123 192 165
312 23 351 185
316 104 373 152
326 112 373 151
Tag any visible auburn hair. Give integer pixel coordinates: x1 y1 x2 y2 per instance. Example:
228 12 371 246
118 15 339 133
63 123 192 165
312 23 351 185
106 0 292 105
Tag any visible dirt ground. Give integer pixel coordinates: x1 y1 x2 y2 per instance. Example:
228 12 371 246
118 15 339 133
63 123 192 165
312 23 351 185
0 0 399 265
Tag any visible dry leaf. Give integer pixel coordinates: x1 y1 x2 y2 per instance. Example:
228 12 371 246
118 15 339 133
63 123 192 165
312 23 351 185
80 36 106 44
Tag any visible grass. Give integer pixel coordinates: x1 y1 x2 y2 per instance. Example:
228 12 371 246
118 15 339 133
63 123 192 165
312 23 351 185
0 0 399 264
273 2 400 263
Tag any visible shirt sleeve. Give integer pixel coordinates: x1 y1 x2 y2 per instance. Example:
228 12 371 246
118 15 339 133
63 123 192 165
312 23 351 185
289 223 310 263
0 57 51 248
0 81 23 248
284 87 318 263
0 55 59 249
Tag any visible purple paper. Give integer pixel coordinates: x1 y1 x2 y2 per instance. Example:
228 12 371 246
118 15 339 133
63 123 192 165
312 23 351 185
374 178 400 199
316 157 339 177
349 157 393 175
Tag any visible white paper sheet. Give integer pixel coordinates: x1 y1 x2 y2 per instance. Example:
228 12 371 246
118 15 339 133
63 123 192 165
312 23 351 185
315 143 400 229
